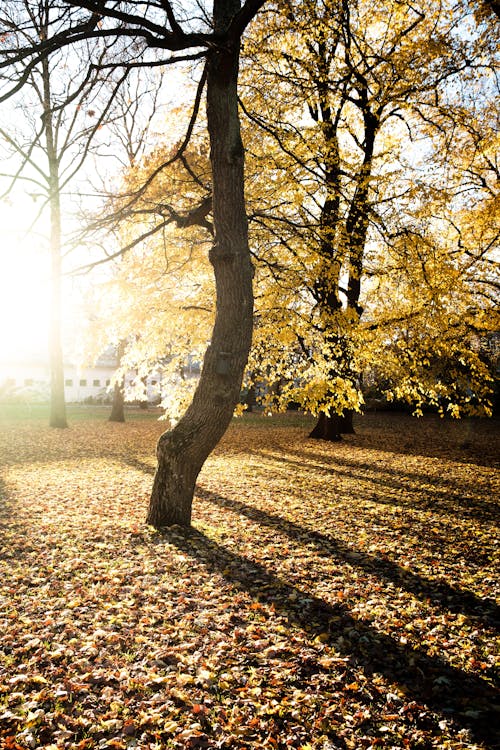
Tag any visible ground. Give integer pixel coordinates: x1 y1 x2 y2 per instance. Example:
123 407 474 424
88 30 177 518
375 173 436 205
0 407 498 750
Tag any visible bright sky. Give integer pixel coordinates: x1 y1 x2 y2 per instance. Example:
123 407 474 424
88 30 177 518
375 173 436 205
0 195 53 364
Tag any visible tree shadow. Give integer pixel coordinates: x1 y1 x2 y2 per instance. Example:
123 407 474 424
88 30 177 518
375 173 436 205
0 475 11 520
119 457 499 626
159 525 500 747
352 413 500 469
197 487 500 628
248 447 499 523
0 474 31 561
123 456 156 476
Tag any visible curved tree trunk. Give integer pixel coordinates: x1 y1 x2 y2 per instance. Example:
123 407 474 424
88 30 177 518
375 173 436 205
147 1 253 528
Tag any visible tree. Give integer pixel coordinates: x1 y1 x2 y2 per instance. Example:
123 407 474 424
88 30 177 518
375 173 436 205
362 95 499 418
0 0 127 427
91 0 498 438
108 340 126 422
147 0 261 526
76 69 168 424
1 0 266 525
238 0 498 436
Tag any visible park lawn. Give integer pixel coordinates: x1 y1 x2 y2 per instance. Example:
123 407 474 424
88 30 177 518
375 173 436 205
0 411 498 749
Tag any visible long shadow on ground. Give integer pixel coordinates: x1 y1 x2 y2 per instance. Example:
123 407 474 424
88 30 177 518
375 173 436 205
197 487 500 629
122 457 499 627
352 414 500 469
0 475 15 534
248 447 500 523
159 525 500 748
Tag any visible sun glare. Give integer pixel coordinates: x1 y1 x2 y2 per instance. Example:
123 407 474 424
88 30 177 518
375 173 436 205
0 200 51 365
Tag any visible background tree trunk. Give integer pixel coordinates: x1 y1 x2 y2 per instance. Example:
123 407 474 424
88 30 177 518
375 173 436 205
48 228 67 429
109 380 125 422
109 340 127 422
43 51 67 430
244 381 257 412
147 0 254 528
309 410 354 441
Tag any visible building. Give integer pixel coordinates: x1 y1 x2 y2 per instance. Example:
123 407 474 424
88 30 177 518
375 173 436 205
0 353 117 403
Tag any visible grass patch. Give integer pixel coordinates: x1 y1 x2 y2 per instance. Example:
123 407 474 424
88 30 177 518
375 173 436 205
0 402 165 424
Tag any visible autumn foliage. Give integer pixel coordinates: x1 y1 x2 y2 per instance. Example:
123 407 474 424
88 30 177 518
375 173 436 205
86 0 499 428
0 410 498 749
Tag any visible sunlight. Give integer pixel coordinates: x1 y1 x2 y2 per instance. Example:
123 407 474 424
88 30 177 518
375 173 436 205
0 198 50 364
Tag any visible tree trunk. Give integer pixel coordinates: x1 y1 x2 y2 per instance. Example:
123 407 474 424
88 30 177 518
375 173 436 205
146 0 253 528
43 51 67 429
340 409 355 434
109 380 125 422
49 256 67 430
139 376 149 409
244 381 256 412
309 410 354 441
109 340 126 422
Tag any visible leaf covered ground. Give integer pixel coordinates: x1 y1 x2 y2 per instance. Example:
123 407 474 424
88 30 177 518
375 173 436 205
0 409 499 750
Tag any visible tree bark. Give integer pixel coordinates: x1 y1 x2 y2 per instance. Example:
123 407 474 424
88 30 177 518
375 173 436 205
109 340 126 422
309 410 354 441
42 48 68 429
109 380 125 422
146 0 254 528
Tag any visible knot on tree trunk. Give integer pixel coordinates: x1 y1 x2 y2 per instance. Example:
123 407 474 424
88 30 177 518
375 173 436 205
209 242 247 265
157 427 193 458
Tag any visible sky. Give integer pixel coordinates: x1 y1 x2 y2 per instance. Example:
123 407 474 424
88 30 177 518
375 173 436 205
0 192 84 367
0 194 52 363
0 49 189 371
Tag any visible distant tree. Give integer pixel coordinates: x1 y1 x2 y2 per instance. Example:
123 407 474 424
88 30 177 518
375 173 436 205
84 137 214 425
0 0 127 428
108 340 126 423
364 99 499 417
239 0 498 436
76 70 167 424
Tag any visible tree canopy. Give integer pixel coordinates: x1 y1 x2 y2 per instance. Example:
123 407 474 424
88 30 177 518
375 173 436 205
88 0 499 431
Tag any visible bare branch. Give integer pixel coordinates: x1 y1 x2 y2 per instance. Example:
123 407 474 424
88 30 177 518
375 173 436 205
84 61 208 233
159 0 185 36
69 216 176 275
